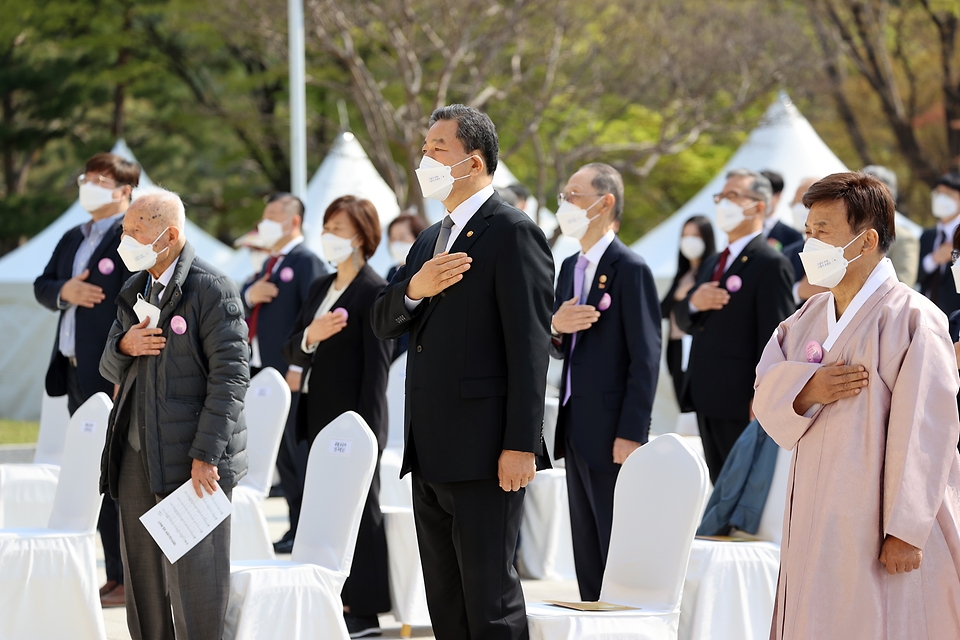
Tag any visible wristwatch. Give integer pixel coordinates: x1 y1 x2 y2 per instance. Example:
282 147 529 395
550 322 561 338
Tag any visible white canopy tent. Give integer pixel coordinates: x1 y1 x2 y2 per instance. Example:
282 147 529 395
302 132 402 277
0 140 247 420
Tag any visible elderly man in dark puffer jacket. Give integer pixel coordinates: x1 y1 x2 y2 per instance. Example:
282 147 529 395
99 187 249 640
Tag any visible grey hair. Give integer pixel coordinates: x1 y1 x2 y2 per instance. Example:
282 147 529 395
862 165 898 201
429 104 499 175
582 162 625 222
726 168 772 210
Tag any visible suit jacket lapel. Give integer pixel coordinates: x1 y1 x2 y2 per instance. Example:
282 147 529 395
584 238 621 309
720 234 762 285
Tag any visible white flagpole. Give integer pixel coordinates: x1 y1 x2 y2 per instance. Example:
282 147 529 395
288 0 307 200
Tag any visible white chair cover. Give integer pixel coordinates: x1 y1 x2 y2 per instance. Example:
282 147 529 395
527 433 709 640
0 463 59 528
382 506 431 628
34 392 71 465
225 411 378 640
518 468 576 580
0 392 112 640
385 352 406 451
678 540 780 640
754 447 792 545
231 368 291 561
379 447 411 508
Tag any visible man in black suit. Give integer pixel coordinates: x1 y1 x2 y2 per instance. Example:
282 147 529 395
372 104 553 640
241 193 327 554
549 163 661 601
676 169 795 483
918 172 960 316
33 152 140 607
760 170 803 252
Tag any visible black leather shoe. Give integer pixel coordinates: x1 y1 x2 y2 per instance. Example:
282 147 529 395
273 537 294 554
344 613 381 638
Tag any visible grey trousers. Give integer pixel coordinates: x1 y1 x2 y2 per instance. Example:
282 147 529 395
118 442 232 640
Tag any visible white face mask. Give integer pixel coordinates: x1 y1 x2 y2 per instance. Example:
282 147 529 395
798 229 868 289
117 227 171 272
791 202 808 231
932 193 959 219
321 232 356 265
679 235 705 261
389 241 413 265
716 198 759 233
79 182 119 213
415 155 477 201
556 198 603 240
257 219 287 248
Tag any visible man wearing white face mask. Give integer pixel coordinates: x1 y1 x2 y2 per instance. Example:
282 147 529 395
754 172 960 640
240 193 327 554
918 172 960 315
675 168 795 483
34 152 140 607
372 104 553 640
549 162 661 601
100 189 249 640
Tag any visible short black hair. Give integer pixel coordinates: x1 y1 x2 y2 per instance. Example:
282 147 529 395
936 172 960 194
506 183 530 201
429 104 498 175
267 192 305 217
803 172 896 252
760 170 784 195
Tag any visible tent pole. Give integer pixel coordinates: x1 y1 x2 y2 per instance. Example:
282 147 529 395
288 0 308 200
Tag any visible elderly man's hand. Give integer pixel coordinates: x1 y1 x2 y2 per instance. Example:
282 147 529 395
793 360 868 415
689 281 730 312
406 252 472 300
118 318 166 357
191 459 220 498
498 450 535 492
552 296 600 334
879 535 922 574
612 438 641 465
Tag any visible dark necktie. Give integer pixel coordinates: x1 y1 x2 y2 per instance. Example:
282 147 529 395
711 248 731 282
562 256 590 406
148 280 164 307
433 216 455 258
247 255 280 342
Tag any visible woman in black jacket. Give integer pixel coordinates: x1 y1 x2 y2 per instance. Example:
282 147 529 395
660 215 716 410
282 195 394 638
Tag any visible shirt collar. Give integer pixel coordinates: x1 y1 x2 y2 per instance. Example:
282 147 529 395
938 215 960 239
580 229 616 265
82 210 125 238
725 230 762 263
762 215 778 235
447 184 495 229
153 255 180 290
275 235 304 256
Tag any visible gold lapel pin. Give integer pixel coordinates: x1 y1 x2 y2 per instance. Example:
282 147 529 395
599 275 607 283
741 256 748 263
599 284 606 289
466 230 474 237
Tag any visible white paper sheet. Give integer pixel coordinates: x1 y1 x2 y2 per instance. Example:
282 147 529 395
139 479 232 563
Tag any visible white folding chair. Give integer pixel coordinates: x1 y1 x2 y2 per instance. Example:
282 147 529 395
0 392 112 640
382 506 431 638
230 368 291 561
754 446 792 545
0 393 71 528
527 433 709 640
380 352 413 508
224 411 378 640
385 351 406 451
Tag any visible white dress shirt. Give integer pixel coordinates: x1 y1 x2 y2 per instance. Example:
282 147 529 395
577 229 616 301
245 235 305 369
404 185 496 310
299 283 347 394
150 255 180 303
921 215 960 275
689 230 761 313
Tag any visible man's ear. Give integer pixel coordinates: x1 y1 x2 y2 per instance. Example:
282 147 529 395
471 153 485 176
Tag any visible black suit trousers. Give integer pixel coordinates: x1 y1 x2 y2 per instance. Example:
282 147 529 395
560 403 618 602
68 364 124 584
411 470 528 640
696 414 750 484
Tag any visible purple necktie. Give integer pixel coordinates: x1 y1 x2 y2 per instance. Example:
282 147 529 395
563 255 590 406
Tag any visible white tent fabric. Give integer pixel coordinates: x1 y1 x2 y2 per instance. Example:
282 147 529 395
302 132 402 277
0 140 246 420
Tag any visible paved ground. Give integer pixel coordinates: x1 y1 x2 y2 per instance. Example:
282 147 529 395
99 495 580 639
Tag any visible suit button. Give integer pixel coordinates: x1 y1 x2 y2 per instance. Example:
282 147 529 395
699 327 705 332
417 345 422 353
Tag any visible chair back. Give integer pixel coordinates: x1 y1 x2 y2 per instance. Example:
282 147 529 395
291 411 377 576
33 392 71 465
600 433 709 610
238 368 291 496
47 393 112 532
755 446 793 544
385 352 407 451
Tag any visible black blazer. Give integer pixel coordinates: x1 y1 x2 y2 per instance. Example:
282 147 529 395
918 228 960 316
766 220 803 251
675 234 795 421
33 216 133 401
241 241 327 374
551 237 661 472
371 192 555 483
281 264 393 450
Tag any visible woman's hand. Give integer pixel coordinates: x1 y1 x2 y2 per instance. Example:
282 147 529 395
305 312 347 347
